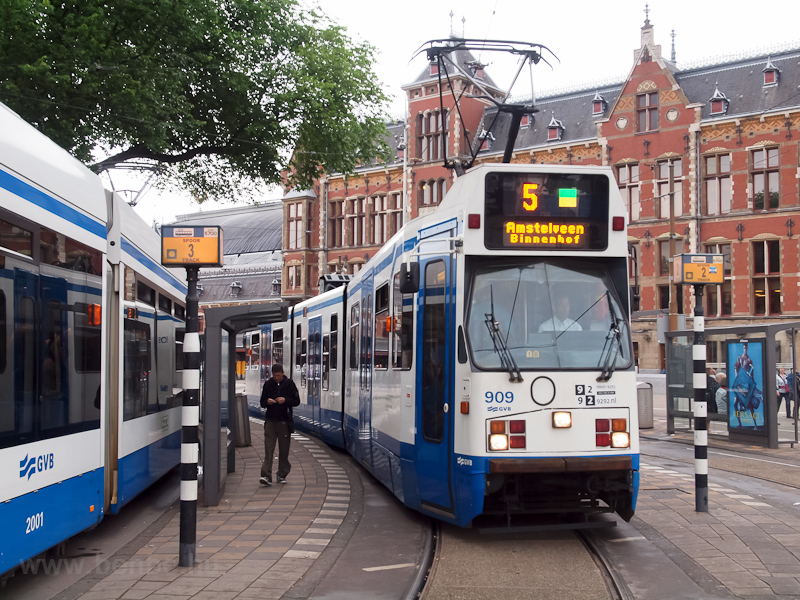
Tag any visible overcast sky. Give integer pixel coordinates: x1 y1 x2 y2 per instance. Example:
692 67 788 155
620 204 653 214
132 0 800 225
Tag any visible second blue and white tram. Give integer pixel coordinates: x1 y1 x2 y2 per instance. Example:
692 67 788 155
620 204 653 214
0 102 187 576
248 163 639 526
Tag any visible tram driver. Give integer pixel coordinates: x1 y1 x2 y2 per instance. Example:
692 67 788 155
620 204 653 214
538 289 583 333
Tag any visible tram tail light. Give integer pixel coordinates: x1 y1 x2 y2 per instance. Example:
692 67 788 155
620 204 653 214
488 420 526 451
596 433 611 447
596 418 630 448
88 303 102 326
468 214 481 229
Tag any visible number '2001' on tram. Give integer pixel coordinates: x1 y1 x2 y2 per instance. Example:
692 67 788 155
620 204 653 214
248 163 639 526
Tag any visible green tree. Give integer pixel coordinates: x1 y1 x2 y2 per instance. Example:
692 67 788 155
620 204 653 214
0 0 390 199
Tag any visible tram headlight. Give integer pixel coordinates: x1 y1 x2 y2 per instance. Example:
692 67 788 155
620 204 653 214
489 434 509 451
611 431 630 448
552 411 572 428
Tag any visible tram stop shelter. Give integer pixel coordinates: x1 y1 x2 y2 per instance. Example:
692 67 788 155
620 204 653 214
665 323 800 449
200 302 289 506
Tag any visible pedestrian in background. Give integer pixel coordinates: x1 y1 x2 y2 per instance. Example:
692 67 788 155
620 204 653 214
706 367 719 413
777 367 791 419
259 363 299 486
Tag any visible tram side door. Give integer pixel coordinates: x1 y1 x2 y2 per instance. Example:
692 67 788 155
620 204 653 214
416 249 454 516
359 274 373 469
308 316 322 434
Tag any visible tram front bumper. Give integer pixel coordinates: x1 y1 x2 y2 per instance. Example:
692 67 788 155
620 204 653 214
488 455 632 474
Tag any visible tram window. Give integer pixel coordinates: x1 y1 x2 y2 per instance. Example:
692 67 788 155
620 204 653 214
158 295 172 314
123 320 151 421
75 311 101 372
322 334 330 390
272 328 283 365
330 314 338 370
176 330 185 371
175 304 186 320
300 338 307 387
422 261 446 443
392 273 414 370
0 296 36 448
349 302 360 369
0 218 33 257
40 301 68 433
295 324 302 370
374 284 390 369
40 227 102 274
137 281 155 306
0 292 5 373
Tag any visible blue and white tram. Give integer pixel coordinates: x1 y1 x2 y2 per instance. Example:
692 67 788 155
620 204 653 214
277 163 639 527
0 102 186 576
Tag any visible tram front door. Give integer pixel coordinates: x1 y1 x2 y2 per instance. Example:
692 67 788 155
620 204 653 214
417 248 454 518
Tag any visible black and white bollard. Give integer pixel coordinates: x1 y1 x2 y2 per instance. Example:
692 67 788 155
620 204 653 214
692 284 708 512
180 267 200 566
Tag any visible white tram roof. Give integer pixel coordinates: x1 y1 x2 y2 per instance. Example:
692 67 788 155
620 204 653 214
0 102 107 225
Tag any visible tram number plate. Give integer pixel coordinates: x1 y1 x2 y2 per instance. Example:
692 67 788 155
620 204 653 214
575 384 595 405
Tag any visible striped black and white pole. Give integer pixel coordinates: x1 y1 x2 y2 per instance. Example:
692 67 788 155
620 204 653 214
180 267 200 566
692 284 709 513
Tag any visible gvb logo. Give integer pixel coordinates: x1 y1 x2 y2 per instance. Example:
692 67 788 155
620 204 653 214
19 453 54 480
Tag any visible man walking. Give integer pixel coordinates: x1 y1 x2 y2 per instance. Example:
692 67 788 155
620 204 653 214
260 363 299 485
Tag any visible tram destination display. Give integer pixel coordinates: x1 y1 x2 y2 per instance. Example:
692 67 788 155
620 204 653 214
484 172 610 250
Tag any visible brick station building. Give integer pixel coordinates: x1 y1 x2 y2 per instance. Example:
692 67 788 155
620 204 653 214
281 18 800 371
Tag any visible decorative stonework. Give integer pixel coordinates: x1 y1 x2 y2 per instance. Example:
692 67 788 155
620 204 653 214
665 108 679 122
615 116 629 130
637 80 657 92
617 97 635 111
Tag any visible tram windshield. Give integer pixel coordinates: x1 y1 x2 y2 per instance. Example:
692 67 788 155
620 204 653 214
467 260 632 371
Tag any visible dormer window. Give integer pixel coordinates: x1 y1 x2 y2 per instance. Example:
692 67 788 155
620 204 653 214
475 67 484 79
430 63 439 76
592 91 607 116
479 130 495 151
763 57 779 86
547 114 564 141
709 85 729 115
520 114 530 128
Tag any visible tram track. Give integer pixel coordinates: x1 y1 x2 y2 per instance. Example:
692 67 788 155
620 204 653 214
415 519 630 600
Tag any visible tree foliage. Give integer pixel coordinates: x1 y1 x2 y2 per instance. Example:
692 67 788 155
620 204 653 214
0 0 391 199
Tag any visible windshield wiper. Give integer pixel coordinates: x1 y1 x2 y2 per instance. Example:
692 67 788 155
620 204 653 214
597 296 622 382
484 287 523 383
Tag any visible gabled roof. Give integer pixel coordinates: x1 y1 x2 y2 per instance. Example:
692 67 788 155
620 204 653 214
476 86 622 154
404 45 501 92
676 49 800 120
477 42 800 155
172 202 283 256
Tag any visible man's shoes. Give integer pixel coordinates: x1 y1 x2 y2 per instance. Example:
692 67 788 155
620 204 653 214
277 476 287 484
260 477 272 486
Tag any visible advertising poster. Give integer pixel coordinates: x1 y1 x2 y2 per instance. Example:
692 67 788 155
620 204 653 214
727 340 765 432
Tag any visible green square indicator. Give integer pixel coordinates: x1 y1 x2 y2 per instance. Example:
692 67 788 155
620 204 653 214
559 188 578 207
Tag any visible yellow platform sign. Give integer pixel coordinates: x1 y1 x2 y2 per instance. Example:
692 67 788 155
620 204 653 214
161 226 223 267
673 253 724 285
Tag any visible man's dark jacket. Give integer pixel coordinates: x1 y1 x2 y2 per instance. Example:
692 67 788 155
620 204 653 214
260 376 300 421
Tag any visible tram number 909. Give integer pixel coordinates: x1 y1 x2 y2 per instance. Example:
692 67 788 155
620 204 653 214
485 391 514 404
